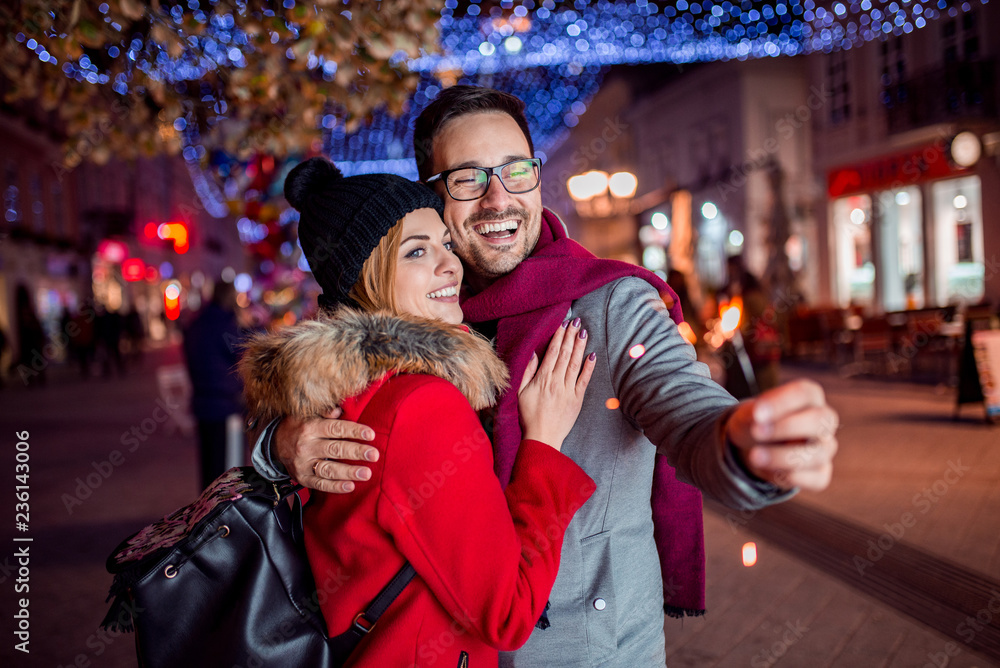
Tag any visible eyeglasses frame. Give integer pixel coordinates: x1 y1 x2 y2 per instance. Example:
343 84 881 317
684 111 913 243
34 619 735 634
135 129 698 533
425 158 542 202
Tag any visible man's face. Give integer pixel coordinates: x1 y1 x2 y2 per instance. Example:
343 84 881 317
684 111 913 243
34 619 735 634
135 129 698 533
429 112 543 284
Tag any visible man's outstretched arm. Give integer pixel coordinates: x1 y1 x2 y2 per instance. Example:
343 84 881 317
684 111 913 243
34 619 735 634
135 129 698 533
604 278 837 509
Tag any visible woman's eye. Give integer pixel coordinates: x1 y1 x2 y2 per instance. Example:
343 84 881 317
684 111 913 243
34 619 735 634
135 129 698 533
405 247 425 259
444 241 455 252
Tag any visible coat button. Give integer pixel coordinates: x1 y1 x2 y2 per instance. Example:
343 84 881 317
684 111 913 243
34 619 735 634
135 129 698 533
593 598 606 611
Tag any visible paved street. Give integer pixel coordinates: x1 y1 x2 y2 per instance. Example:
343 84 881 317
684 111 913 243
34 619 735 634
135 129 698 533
1 352 998 667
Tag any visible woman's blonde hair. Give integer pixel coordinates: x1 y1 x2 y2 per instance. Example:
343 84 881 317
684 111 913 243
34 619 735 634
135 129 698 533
346 219 405 313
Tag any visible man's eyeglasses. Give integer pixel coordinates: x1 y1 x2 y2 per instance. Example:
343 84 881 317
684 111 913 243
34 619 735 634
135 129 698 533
425 158 541 202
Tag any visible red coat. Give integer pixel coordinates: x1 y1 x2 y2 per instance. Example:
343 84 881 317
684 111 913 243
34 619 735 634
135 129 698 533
303 372 596 668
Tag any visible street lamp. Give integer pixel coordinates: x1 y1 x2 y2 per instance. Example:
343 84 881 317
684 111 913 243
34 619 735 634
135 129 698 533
566 169 637 218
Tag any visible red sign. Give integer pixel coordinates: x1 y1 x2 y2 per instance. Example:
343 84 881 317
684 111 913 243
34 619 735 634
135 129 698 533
121 258 146 282
98 240 128 264
827 140 969 198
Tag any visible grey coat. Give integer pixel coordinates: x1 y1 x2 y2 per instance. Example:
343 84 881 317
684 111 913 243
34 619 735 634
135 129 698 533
500 277 787 667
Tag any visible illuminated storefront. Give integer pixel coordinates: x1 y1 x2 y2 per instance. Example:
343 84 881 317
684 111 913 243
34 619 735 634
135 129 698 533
827 140 985 312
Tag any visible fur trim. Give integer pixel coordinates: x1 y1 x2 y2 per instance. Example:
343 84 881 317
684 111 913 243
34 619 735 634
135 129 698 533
239 307 509 424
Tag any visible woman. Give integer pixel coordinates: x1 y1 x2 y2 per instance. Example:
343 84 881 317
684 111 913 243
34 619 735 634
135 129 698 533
239 157 597 667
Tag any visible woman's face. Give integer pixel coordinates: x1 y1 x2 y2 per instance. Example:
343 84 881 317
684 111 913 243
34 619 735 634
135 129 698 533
392 208 464 325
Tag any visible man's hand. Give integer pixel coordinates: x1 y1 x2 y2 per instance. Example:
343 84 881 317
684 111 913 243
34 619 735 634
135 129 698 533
275 408 378 494
725 379 839 492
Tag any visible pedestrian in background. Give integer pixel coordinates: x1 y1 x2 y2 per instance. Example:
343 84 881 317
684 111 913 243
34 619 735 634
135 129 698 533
14 284 47 387
182 280 245 488
727 256 782 393
96 307 126 377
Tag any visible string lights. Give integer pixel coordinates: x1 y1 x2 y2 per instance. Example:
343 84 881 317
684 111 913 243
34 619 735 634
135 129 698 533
328 0 987 176
15 0 985 237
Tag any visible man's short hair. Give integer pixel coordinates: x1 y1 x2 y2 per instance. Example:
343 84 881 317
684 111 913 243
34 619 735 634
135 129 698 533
413 85 535 182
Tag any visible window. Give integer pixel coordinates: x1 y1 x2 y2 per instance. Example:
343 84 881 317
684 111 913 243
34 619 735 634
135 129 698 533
877 187 924 311
942 11 979 63
827 51 851 124
832 195 874 307
932 176 984 305
880 38 906 87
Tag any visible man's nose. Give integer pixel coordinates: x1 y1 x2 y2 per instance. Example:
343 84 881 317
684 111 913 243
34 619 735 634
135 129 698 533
478 173 512 211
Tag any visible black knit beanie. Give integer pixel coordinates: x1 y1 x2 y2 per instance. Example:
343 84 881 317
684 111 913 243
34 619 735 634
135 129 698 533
285 157 445 308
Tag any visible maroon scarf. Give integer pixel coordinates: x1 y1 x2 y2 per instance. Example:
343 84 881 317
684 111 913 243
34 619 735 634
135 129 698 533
461 209 705 617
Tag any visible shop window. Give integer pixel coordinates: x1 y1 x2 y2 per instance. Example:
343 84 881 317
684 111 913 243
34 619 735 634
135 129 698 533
876 187 924 311
932 176 984 305
833 195 874 308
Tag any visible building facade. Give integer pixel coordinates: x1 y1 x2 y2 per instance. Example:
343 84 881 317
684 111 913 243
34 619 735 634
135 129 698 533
808 2 1000 313
546 57 820 303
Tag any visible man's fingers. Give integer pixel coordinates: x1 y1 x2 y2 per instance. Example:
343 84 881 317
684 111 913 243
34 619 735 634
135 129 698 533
750 437 837 471
751 406 839 443
313 417 375 442
760 462 834 492
321 438 379 463
301 476 358 494
753 379 827 424
313 459 372 483
322 406 343 419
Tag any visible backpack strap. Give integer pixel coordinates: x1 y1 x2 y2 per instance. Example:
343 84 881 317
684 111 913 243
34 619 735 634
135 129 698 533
351 562 417 633
330 562 416 657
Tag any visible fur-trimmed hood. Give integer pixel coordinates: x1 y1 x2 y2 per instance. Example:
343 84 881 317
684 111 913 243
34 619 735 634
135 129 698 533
239 307 509 425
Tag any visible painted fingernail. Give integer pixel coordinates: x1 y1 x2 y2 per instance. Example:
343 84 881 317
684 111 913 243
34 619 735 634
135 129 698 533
572 317 582 328
364 449 379 462
588 352 597 361
579 329 588 339
561 319 570 329
357 468 371 481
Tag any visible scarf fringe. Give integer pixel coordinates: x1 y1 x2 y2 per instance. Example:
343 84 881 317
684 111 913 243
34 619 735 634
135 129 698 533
664 605 706 619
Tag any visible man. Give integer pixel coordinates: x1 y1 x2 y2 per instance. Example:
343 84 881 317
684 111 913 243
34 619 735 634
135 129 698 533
253 87 838 665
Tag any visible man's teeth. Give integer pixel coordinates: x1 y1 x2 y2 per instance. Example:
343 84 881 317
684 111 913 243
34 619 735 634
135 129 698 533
427 286 459 300
474 221 519 235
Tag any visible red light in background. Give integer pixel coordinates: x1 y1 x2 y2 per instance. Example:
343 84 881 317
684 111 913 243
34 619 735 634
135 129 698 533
145 265 159 282
144 223 159 239
157 222 190 254
121 258 146 282
164 283 181 321
98 240 128 264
